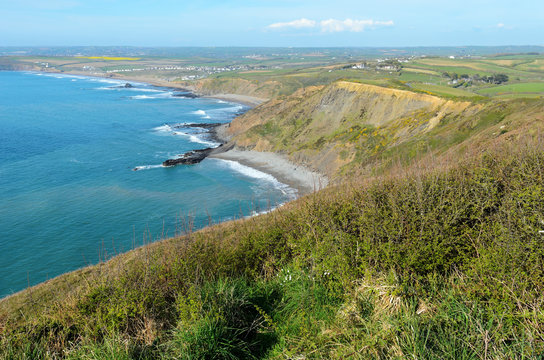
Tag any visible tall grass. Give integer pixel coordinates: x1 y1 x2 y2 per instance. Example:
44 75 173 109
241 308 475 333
2 137 544 358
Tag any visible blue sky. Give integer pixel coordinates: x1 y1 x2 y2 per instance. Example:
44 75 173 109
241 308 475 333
0 0 542 46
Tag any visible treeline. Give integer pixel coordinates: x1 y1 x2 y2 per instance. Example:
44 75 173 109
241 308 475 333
443 71 509 86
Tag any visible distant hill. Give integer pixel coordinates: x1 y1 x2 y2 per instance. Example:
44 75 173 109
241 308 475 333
2 45 543 58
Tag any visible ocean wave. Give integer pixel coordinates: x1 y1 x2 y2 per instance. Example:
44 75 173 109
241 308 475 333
128 88 163 93
152 124 173 133
216 105 245 113
192 109 218 120
95 86 163 93
133 164 164 171
219 159 277 182
95 78 127 85
38 73 86 80
130 92 173 100
217 159 297 199
152 123 219 146
172 131 219 147
205 105 245 117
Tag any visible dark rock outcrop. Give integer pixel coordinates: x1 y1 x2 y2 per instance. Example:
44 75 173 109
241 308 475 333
163 147 215 166
173 123 223 130
162 143 232 167
172 92 198 98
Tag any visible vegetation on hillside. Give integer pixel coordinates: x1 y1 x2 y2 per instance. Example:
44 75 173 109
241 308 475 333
4 51 544 100
2 51 544 358
2 126 544 358
228 80 544 181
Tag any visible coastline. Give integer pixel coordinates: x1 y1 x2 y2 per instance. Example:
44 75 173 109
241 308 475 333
35 69 267 107
208 123 329 197
210 149 328 196
201 93 265 107
35 69 327 196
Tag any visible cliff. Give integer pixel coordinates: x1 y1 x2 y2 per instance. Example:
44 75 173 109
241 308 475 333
2 79 544 359
179 77 283 102
225 80 542 179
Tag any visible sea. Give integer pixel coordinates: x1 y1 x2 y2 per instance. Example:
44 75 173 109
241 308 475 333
0 71 295 298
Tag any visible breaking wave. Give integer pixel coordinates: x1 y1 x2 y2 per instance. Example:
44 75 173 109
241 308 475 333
217 159 297 199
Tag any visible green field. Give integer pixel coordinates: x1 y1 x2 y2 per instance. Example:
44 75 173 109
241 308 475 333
3 51 544 102
477 82 544 95
409 82 481 98
3 48 544 359
409 57 541 81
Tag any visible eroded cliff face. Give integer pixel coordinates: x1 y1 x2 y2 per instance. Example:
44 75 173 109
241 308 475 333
225 81 480 178
180 77 282 101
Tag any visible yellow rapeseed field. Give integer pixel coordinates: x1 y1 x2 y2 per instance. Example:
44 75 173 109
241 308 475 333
75 56 141 61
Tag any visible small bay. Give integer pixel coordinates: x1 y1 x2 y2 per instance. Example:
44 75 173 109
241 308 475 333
0 71 294 298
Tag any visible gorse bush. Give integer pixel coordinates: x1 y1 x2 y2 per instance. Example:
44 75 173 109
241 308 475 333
2 138 544 358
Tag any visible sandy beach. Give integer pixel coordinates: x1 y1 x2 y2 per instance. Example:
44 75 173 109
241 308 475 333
211 149 328 196
201 93 266 107
42 69 325 196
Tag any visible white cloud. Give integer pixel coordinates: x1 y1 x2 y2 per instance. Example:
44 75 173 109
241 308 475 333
268 18 316 30
497 23 505 28
267 18 394 32
320 18 394 32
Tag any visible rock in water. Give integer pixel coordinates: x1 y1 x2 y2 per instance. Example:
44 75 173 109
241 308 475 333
173 123 223 130
172 92 198 98
162 147 217 166
124 83 133 88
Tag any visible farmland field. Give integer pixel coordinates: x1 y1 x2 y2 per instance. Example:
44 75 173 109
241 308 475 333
477 82 544 95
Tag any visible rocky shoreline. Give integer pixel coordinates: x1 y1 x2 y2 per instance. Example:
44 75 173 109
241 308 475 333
162 142 233 167
150 120 328 196
108 78 328 194
159 122 232 168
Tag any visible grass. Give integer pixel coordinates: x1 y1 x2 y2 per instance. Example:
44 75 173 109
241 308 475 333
477 82 544 95
401 67 441 76
2 52 544 358
2 132 544 358
514 59 544 72
75 57 141 61
413 58 537 78
6 52 544 103
409 82 478 97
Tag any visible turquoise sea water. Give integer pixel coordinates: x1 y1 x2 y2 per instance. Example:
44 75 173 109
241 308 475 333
0 71 294 298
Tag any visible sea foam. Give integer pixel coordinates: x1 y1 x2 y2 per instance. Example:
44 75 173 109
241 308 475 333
173 131 219 147
96 86 163 93
217 159 297 199
133 164 164 171
130 92 173 100
152 124 173 133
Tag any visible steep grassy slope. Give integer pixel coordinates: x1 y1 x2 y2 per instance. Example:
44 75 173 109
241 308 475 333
2 135 544 358
226 81 544 179
2 83 544 359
